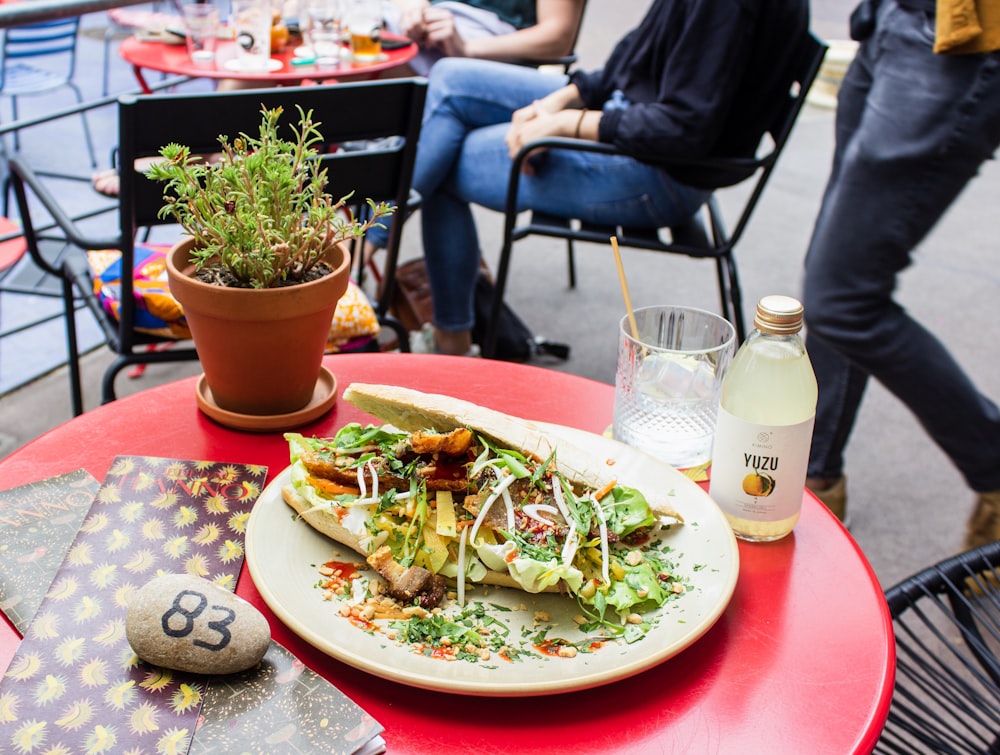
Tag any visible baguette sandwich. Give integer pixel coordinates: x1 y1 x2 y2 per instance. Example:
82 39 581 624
281 383 686 632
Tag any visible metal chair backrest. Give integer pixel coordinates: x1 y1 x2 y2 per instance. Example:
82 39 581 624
9 78 428 414
485 30 827 356
875 540 1000 753
120 79 427 314
0 18 82 87
514 0 589 72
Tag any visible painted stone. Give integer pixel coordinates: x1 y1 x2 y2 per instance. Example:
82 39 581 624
126 573 270 675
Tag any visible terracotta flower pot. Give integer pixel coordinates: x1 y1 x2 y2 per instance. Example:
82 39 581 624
166 237 350 417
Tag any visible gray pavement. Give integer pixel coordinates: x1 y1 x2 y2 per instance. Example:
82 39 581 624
2 1 998 592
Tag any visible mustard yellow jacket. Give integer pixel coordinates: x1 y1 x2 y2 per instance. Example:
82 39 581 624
936 0 1000 52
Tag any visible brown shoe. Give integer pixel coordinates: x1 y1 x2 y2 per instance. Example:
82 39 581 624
963 490 1000 551
806 475 848 524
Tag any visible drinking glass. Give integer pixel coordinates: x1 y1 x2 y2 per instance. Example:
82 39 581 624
182 3 221 65
300 0 344 67
230 0 273 70
344 0 382 62
612 305 736 468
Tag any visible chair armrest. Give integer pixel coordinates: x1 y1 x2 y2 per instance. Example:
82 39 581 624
8 157 122 269
511 135 770 176
512 53 577 70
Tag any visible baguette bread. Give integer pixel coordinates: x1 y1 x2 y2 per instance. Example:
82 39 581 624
340 383 682 521
280 483 550 592
281 383 684 600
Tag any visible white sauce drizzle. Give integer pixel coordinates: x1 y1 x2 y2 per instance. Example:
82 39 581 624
592 494 611 586
356 463 368 498
468 472 517 545
500 486 516 532
522 503 559 526
551 477 574 525
560 525 580 569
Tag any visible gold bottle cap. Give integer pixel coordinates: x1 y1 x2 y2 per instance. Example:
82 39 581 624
754 295 804 335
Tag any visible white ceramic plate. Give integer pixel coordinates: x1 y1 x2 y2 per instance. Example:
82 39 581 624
246 424 739 696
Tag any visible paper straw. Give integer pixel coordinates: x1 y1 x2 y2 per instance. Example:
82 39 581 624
611 237 639 340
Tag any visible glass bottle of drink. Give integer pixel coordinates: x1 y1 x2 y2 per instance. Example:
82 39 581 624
708 295 817 541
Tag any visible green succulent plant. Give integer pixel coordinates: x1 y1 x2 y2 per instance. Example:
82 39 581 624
147 104 391 289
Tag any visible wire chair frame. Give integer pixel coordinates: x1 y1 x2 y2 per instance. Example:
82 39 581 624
483 31 827 357
876 541 1000 754
0 17 97 164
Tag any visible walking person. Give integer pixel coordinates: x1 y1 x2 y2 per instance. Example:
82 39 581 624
802 0 1000 544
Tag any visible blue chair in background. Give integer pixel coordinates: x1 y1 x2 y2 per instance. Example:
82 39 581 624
0 17 97 166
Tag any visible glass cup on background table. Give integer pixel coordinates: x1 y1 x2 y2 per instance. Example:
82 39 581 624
300 0 345 67
344 0 382 62
230 0 275 71
612 305 736 469
182 2 221 65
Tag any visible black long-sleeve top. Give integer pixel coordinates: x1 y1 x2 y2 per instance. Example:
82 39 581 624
570 0 810 188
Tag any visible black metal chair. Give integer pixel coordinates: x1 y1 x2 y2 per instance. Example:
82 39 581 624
513 0 589 74
875 540 1000 754
483 30 828 357
8 78 427 415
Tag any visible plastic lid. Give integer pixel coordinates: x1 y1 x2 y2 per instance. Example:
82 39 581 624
754 295 804 335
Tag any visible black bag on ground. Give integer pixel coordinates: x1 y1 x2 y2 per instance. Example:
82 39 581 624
389 258 569 362
471 271 570 362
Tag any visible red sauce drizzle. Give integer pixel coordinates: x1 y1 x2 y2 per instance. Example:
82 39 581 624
325 559 362 580
428 459 468 481
534 639 565 657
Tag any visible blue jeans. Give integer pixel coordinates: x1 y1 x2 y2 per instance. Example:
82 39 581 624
370 58 709 332
802 0 1000 491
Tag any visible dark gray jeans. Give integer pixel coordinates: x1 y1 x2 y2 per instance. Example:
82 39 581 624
803 0 1000 491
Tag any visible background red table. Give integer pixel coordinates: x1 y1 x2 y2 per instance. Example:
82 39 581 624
119 33 418 92
0 354 894 753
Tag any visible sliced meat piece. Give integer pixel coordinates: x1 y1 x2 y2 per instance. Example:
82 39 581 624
422 475 475 493
409 428 474 456
367 546 447 609
301 450 408 491
463 493 509 532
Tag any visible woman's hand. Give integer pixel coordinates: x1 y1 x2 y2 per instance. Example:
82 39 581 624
396 0 431 43
421 7 466 57
506 106 582 175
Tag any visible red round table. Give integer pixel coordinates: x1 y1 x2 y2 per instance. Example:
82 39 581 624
0 216 27 273
0 354 894 753
119 32 418 93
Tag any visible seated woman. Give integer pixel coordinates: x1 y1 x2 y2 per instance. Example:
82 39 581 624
368 0 809 355
385 0 584 75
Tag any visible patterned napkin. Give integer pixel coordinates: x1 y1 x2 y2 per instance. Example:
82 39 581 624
0 459 384 754
0 469 100 634
193 642 385 754
0 457 264 752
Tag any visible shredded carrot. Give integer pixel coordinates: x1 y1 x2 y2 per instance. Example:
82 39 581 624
308 476 362 496
505 549 519 563
593 479 617 502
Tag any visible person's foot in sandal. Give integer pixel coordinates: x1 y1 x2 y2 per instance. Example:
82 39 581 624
92 168 121 198
91 156 162 198
91 155 218 199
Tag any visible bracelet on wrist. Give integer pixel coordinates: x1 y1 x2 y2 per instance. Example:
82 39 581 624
574 109 587 139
